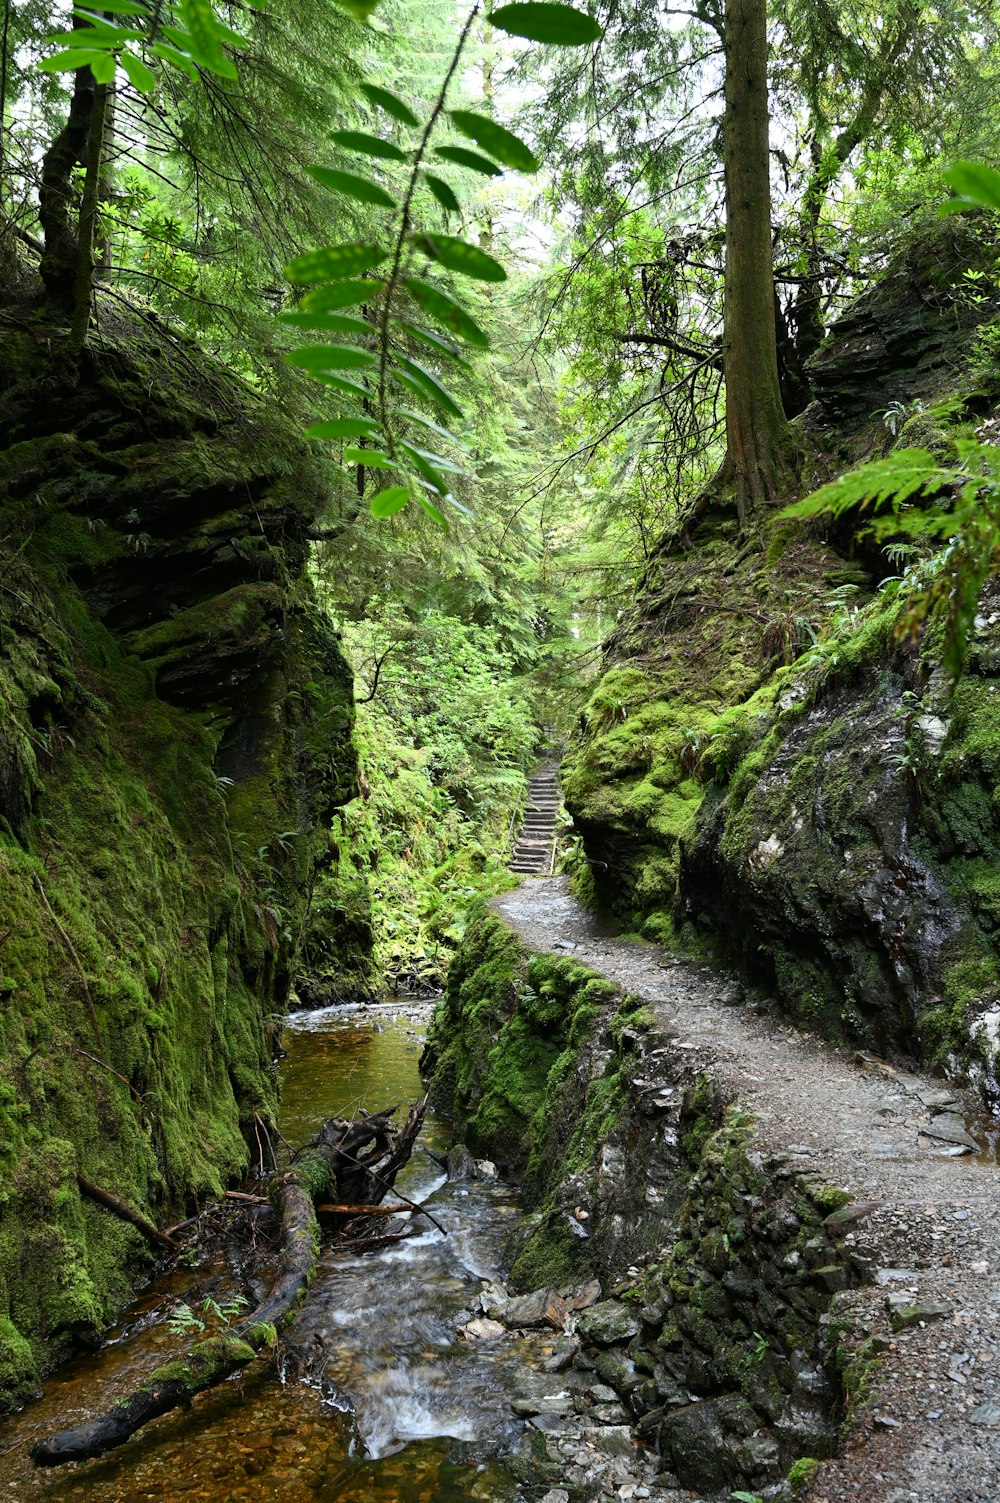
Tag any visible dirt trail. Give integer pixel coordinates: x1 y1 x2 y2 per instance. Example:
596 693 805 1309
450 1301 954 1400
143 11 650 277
495 877 1000 1503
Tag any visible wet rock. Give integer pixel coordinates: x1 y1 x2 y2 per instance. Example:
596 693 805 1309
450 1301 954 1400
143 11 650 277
564 1278 603 1310
445 1144 478 1180
659 1395 759 1492
512 1394 575 1417
918 1114 978 1150
577 1300 642 1345
543 1336 581 1372
460 1317 506 1341
506 1289 569 1331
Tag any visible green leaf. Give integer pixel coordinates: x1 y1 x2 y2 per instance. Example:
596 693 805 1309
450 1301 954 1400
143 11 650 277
405 277 490 347
302 279 382 310
399 409 471 453
449 110 539 172
279 310 372 333
119 49 156 92
333 0 382 18
488 2 602 44
393 355 464 419
396 320 471 368
423 173 461 213
416 494 448 526
285 345 377 370
79 1 148 12
343 447 399 469
400 440 453 496
407 444 465 476
305 418 382 439
285 244 387 283
360 82 419 127
70 10 141 37
941 160 1000 212
311 373 372 398
150 41 197 76
177 0 238 77
330 129 409 162
40 49 116 73
370 486 410 518
434 145 503 177
416 234 507 283
90 51 118 81
307 166 396 208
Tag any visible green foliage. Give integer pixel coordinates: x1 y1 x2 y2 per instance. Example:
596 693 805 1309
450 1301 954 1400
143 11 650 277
784 439 1000 675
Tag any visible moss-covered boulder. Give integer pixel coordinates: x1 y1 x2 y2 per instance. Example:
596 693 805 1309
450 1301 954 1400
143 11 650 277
0 299 367 1409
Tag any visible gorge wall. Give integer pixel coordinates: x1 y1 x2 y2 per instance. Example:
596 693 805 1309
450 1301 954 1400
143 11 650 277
0 295 366 1409
561 219 1000 1084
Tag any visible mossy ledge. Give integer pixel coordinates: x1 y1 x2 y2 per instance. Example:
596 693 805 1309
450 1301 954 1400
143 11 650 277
0 301 366 1412
423 905 872 1496
561 221 1000 1080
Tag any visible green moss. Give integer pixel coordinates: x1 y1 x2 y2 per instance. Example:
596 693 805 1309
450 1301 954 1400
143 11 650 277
788 1457 823 1492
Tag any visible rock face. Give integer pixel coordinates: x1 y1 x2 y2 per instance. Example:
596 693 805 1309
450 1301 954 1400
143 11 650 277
426 908 860 1497
561 219 1000 1075
0 301 368 1408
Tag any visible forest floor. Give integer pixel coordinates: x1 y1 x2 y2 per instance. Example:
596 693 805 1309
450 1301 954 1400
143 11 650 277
495 877 1000 1503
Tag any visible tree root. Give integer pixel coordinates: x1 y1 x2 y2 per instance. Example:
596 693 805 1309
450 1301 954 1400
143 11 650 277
30 1098 428 1467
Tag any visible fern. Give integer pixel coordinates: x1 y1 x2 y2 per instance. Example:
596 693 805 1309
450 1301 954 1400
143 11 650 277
784 440 1000 677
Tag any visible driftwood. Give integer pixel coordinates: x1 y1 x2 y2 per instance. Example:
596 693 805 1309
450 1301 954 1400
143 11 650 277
31 1098 428 1467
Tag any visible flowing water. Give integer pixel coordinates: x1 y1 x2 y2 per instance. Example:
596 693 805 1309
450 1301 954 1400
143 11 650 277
0 1001 547 1501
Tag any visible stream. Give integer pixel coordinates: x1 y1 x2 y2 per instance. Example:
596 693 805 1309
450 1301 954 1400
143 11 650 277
0 1001 549 1501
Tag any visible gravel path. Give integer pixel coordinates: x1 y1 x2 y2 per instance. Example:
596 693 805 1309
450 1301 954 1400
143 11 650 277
495 877 1000 1503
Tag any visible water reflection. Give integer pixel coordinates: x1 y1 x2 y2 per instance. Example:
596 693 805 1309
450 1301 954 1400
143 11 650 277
0 1002 528 1502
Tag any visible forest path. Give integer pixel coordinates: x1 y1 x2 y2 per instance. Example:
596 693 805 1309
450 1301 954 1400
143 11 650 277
494 876 1000 1503
509 762 561 875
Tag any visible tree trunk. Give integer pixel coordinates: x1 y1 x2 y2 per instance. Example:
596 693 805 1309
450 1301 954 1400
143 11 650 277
39 66 98 312
718 0 795 523
69 79 109 350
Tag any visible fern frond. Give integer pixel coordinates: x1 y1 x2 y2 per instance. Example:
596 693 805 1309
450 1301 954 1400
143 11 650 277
783 448 953 521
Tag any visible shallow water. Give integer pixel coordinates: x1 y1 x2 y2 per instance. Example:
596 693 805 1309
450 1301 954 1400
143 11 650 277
0 1001 538 1501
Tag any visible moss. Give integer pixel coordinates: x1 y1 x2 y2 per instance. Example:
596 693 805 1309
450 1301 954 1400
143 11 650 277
509 1212 580 1290
788 1457 823 1492
0 314 359 1413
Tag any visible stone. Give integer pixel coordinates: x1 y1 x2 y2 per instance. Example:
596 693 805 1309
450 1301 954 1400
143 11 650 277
512 1394 575 1417
590 1402 629 1424
506 1289 569 1330
577 1300 642 1345
565 1278 603 1310
479 1281 510 1320
460 1317 505 1341
659 1395 760 1493
584 1423 635 1457
445 1143 477 1180
540 1492 570 1503
889 1302 951 1331
968 1403 1000 1428
918 1114 978 1150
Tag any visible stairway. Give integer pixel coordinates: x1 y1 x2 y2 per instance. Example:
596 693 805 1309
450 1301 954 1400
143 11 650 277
509 763 561 876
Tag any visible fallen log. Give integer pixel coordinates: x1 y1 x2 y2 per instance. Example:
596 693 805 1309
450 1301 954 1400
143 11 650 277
31 1098 427 1467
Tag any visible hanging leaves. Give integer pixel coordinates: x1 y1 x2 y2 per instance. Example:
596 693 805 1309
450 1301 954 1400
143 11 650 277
941 161 1000 213
449 110 539 172
392 355 465 420
306 418 382 439
285 346 378 370
405 279 491 348
285 245 388 282
422 174 462 213
487 3 602 45
278 311 373 333
370 486 411 518
434 145 503 177
416 234 507 283
308 167 397 208
302 280 383 311
330 129 410 162
361 82 420 127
